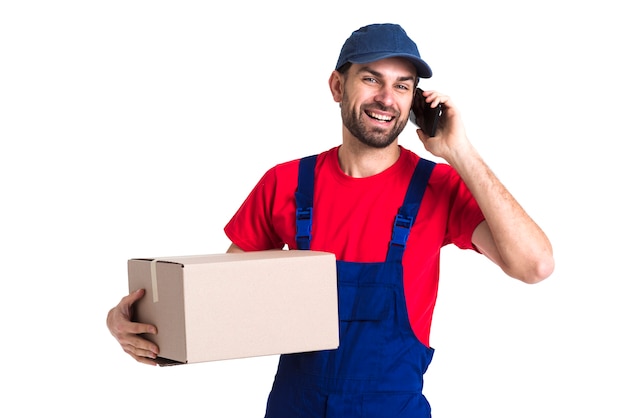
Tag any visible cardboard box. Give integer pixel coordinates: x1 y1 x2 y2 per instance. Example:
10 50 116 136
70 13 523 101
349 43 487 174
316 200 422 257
127 250 338 365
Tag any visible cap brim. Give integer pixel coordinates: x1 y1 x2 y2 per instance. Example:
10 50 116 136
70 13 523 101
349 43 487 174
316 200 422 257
343 52 432 78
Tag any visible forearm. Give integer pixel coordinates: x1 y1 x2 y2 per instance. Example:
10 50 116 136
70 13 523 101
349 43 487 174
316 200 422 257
227 243 245 253
447 142 554 283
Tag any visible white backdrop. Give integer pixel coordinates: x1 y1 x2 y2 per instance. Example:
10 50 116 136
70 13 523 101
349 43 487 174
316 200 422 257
2 1 624 417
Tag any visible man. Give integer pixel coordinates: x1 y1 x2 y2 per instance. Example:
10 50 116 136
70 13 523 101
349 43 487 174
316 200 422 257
108 23 554 417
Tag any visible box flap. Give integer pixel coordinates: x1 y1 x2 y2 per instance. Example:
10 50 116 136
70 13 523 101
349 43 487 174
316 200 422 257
131 250 334 267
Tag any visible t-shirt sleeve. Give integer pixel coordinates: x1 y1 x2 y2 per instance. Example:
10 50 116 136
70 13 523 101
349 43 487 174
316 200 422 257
443 166 486 251
224 166 286 251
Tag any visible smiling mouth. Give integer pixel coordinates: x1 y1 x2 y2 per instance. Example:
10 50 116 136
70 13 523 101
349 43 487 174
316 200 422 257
365 110 393 122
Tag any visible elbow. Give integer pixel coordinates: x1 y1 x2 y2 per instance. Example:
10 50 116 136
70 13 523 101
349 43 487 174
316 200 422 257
517 254 555 284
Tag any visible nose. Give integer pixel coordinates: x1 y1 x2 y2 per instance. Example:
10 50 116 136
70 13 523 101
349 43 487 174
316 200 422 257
373 85 394 107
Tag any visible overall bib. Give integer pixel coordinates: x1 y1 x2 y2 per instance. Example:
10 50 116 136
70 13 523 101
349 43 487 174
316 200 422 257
265 155 436 418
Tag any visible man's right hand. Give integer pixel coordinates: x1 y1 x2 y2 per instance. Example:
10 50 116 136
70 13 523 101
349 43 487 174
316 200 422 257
106 288 159 366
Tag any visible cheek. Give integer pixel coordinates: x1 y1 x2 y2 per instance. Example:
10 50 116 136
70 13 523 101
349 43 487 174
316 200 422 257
341 91 359 111
404 96 415 114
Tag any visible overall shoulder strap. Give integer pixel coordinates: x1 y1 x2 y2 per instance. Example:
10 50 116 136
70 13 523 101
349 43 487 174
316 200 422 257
387 157 436 262
295 154 318 250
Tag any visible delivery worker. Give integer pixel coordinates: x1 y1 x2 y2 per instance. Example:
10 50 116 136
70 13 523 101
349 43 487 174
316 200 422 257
107 23 554 417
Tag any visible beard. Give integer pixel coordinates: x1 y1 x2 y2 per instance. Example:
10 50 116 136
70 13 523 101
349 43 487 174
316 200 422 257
341 98 408 149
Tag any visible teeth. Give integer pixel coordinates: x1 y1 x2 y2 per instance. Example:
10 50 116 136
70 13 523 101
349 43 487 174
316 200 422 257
369 112 392 121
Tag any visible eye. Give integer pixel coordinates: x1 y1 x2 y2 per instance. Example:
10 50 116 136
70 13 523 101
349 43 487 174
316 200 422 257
363 76 379 84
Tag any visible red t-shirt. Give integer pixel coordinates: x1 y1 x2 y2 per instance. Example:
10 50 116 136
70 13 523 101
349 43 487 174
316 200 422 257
224 146 485 347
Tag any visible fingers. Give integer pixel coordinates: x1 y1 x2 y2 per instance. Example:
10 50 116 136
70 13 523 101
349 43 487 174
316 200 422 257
121 333 160 362
122 288 146 307
132 356 159 366
124 319 158 337
107 290 152 334
108 309 159 354
107 289 160 364
126 347 159 366
113 321 160 364
422 89 451 109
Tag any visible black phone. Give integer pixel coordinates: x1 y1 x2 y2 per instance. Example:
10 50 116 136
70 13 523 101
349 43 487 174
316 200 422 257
409 87 443 137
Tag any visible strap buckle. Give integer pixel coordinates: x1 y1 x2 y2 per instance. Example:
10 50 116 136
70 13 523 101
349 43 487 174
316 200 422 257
296 207 313 243
390 213 414 247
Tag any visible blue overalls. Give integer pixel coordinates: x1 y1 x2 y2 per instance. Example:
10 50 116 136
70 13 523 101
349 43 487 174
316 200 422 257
265 155 436 418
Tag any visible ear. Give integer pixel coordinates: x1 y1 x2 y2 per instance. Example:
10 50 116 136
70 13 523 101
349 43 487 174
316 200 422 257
328 70 343 103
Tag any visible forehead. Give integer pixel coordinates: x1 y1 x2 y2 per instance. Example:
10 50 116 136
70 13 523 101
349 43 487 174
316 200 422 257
350 57 418 79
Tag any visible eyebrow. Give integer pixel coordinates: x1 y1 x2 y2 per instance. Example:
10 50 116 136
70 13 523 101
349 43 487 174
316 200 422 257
356 65 416 83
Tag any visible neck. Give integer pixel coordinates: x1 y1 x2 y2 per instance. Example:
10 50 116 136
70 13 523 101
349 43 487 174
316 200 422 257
337 141 401 178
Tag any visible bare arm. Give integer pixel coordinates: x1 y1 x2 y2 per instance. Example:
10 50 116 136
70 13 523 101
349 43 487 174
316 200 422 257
416 90 554 284
227 243 245 253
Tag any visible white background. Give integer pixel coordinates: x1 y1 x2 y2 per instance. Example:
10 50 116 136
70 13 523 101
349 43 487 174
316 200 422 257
2 1 624 417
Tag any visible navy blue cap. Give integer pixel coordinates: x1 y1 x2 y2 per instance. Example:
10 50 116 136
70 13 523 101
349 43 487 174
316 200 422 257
335 23 432 78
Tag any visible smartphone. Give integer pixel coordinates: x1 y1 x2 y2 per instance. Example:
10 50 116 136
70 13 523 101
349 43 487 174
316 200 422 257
409 87 443 137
